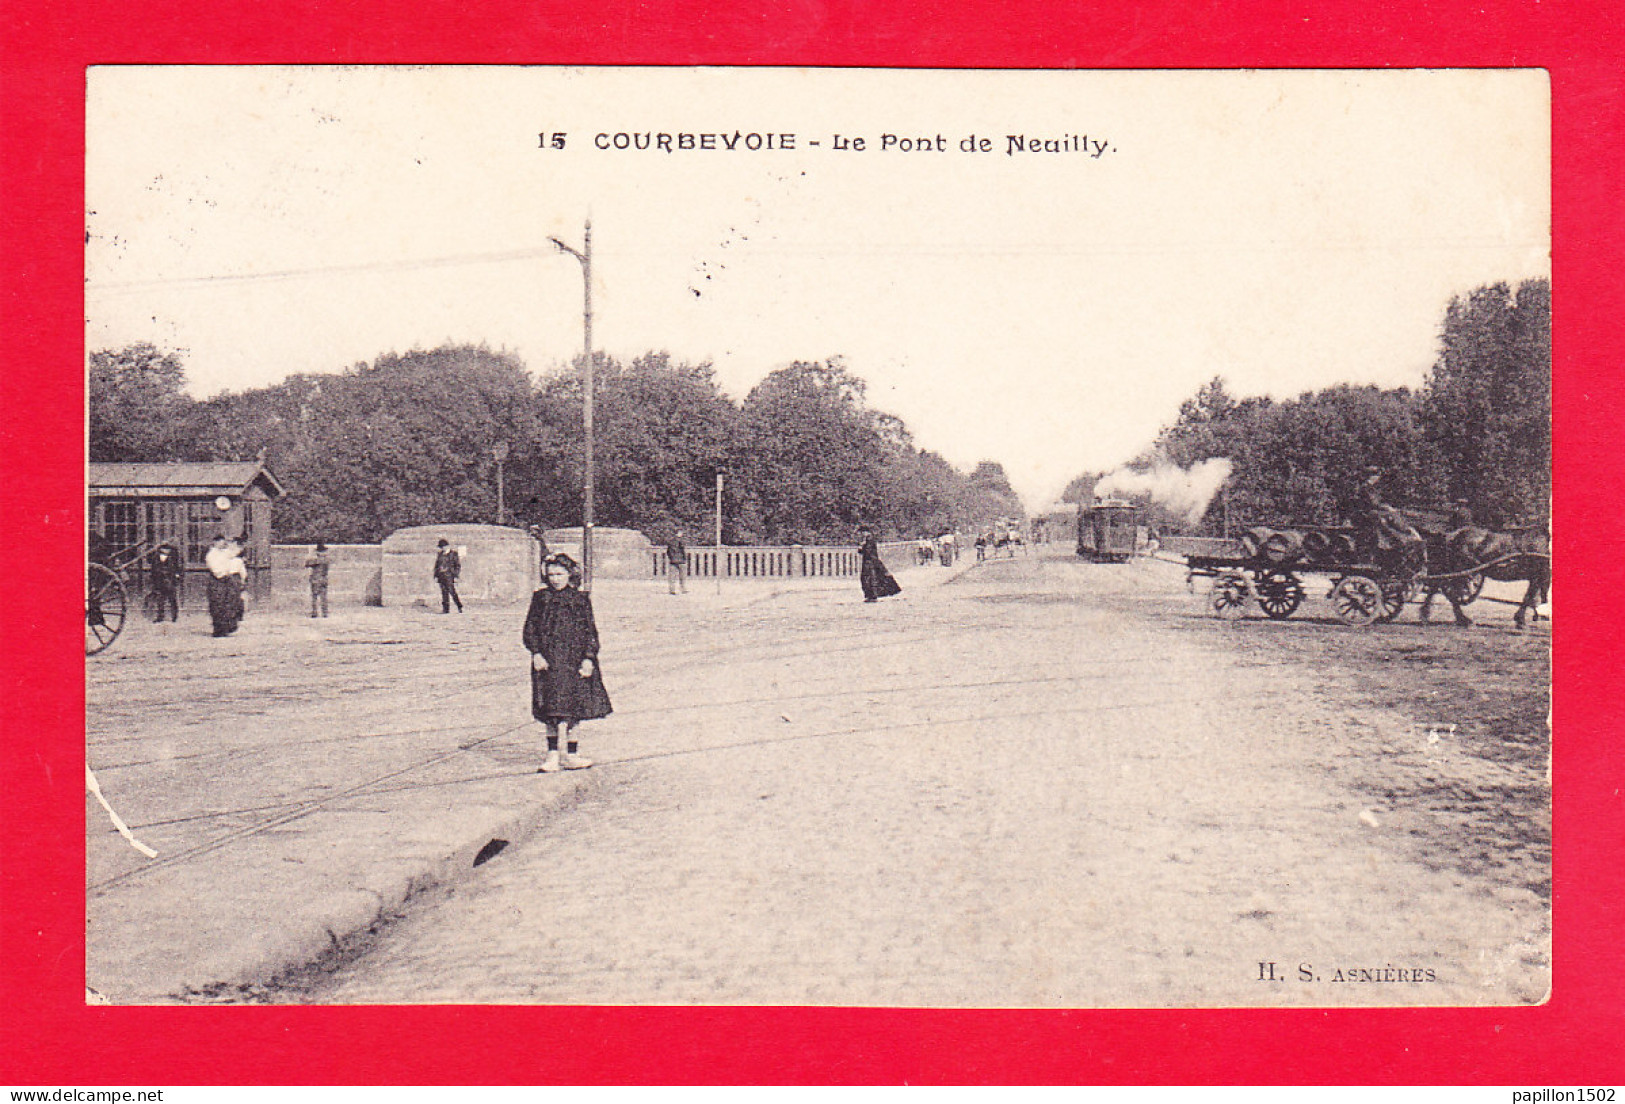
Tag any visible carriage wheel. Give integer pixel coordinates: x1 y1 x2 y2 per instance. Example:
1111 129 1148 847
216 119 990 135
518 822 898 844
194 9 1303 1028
86 562 128 655
1330 575 1384 626
1376 578 1414 623
1253 570 1304 620
1446 572 1486 607
1210 572 1252 619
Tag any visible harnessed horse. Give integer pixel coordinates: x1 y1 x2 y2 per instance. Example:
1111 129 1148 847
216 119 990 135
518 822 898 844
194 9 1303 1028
1419 524 1551 628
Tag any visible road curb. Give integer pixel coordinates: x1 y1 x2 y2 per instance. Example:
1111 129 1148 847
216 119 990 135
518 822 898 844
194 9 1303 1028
144 774 594 1003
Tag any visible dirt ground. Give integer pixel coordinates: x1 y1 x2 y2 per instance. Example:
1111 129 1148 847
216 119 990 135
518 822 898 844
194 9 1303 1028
115 548 1551 1008
1093 557 1551 905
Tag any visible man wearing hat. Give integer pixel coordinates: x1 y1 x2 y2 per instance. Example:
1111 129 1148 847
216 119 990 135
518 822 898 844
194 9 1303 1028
148 541 183 622
1354 465 1424 571
433 538 463 613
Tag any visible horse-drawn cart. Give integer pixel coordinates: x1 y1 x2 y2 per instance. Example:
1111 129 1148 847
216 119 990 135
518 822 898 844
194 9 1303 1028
1177 526 1435 627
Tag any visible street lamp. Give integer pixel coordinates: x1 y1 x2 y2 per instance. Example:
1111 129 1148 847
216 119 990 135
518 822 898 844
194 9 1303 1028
491 440 509 525
549 220 595 591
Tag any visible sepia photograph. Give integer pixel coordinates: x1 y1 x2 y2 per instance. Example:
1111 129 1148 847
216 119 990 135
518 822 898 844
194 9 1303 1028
82 66 1551 1010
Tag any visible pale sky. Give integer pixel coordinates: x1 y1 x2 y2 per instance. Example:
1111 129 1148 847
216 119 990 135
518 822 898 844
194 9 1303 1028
85 67 1549 506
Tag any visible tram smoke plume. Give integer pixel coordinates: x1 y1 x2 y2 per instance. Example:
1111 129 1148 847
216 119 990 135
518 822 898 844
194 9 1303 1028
1094 458 1233 526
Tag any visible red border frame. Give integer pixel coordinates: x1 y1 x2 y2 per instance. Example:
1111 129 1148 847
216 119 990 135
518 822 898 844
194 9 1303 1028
5 0 1622 1085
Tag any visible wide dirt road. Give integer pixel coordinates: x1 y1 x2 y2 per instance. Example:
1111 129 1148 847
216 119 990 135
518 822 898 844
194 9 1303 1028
296 553 1550 1007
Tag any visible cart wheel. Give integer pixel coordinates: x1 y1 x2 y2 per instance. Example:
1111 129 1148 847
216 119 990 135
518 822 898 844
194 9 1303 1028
1330 574 1384 626
1446 572 1485 607
86 563 128 655
1210 571 1252 619
1376 578 1413 623
1254 570 1304 620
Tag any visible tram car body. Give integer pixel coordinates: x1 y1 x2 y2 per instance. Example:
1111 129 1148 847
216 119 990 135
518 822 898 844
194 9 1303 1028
1077 499 1140 563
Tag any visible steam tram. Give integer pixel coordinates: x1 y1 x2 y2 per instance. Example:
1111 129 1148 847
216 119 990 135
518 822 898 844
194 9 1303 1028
1076 498 1141 563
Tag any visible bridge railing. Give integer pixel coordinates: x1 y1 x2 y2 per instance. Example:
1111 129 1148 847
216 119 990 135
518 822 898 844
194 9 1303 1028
650 540 926 579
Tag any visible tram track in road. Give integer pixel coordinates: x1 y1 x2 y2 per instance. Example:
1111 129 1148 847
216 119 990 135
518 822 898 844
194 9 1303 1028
87 716 533 895
93 595 1262 850
87 572 1283 897
99 656 1240 830
92 624 1271 781
85 614 954 768
85 611 922 718
85 613 953 871
91 682 1232 884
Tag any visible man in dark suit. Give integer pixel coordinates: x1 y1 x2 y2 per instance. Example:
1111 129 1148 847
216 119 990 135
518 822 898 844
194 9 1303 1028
433 538 463 613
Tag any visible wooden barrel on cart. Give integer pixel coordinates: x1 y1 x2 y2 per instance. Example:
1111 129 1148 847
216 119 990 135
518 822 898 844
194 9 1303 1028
1301 529 1334 560
1238 527 1271 560
1259 529 1304 565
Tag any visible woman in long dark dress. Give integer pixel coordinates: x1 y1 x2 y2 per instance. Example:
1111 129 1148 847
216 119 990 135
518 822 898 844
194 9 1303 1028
857 530 902 603
523 553 612 772
204 536 246 637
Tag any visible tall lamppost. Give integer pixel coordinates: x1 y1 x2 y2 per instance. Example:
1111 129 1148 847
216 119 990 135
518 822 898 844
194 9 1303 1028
549 220 594 591
492 440 509 525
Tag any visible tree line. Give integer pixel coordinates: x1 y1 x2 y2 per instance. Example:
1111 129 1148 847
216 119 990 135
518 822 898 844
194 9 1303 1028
1063 278 1550 534
89 346 1024 545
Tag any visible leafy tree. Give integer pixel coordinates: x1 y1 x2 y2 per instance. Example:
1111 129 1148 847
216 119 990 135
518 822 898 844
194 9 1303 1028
1059 472 1101 504
888 448 971 538
1143 378 1442 533
190 373 325 471
534 352 742 538
1422 278 1551 526
97 336 1024 548
263 345 537 542
737 359 907 542
963 460 1024 526
88 343 199 461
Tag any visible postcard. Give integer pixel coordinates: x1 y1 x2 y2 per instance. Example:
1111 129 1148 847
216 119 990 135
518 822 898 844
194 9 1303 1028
82 66 1550 1013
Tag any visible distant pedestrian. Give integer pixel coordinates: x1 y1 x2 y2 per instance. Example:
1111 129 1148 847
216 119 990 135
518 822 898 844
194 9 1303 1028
434 538 463 613
916 537 933 567
938 531 955 566
305 542 331 618
204 535 247 637
858 529 902 603
974 533 987 561
665 530 689 595
148 541 182 622
524 553 612 773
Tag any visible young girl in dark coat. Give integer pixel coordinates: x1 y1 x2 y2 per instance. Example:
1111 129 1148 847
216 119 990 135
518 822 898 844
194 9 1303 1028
523 553 612 772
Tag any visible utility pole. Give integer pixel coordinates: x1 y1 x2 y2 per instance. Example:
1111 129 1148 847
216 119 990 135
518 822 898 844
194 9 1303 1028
715 471 724 595
492 441 509 525
550 220 594 591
